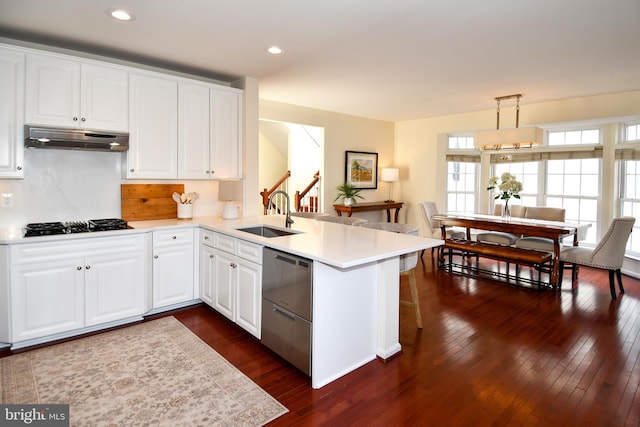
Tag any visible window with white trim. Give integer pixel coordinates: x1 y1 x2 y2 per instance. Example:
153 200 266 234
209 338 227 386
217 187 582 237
544 129 601 244
548 129 600 146
626 124 640 142
491 162 539 209
446 136 478 214
619 123 640 256
546 158 599 244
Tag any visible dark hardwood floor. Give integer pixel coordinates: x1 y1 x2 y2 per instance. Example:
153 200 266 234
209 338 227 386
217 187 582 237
3 255 639 426
173 255 640 427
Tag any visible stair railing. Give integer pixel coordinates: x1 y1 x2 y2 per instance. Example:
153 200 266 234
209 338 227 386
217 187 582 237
261 170 291 214
295 171 321 212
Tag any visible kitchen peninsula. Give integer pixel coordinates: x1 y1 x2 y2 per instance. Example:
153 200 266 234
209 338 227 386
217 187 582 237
0 215 442 388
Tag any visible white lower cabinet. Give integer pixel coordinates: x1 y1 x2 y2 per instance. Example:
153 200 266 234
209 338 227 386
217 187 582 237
8 235 146 345
152 228 195 309
213 248 236 320
200 230 262 338
234 258 262 336
10 258 85 342
85 249 146 326
199 243 216 306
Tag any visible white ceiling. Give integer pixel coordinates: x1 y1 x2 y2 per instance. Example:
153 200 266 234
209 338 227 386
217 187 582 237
1 0 639 122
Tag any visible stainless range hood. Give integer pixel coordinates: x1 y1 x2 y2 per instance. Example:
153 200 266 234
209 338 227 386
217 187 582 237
25 125 129 152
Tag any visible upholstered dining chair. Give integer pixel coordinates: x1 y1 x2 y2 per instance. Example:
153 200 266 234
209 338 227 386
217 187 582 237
515 207 566 252
418 201 465 256
357 222 423 328
558 217 635 299
475 203 522 246
315 215 367 226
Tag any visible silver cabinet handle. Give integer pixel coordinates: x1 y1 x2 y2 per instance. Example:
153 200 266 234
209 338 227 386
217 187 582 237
209 254 214 258
73 116 78 121
85 265 91 270
16 166 22 171
204 236 209 240
154 255 159 259
129 168 135 172
81 117 86 122
172 235 177 239
77 266 82 270
230 263 237 268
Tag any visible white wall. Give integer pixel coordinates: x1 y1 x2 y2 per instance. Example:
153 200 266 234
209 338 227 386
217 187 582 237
395 90 640 231
258 132 287 196
395 90 640 275
259 99 395 222
0 148 228 227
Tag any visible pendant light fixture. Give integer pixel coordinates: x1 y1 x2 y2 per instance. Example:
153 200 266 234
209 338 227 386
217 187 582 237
474 94 543 150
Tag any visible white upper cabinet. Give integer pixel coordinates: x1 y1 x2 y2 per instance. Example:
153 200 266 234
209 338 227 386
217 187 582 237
0 47 24 178
178 82 210 179
79 64 128 132
25 54 128 132
127 73 178 179
210 88 242 179
177 83 242 180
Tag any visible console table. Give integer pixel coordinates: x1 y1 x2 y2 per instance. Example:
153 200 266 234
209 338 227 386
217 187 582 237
334 201 404 223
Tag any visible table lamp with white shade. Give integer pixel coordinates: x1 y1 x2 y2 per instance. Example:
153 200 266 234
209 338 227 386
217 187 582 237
218 180 243 219
381 168 399 203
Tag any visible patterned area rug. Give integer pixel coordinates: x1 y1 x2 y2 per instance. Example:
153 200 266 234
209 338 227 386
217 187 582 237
0 316 287 426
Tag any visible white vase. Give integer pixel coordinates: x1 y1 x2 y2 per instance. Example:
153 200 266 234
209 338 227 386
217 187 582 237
343 197 353 206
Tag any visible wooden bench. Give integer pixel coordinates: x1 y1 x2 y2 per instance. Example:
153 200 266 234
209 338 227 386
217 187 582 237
440 239 554 289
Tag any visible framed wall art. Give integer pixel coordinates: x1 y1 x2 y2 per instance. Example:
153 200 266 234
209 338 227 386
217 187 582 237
345 151 378 189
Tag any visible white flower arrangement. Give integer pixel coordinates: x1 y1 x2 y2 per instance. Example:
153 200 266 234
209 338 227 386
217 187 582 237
487 172 522 202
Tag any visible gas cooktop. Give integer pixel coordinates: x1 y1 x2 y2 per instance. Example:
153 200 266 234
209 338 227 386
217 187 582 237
24 218 131 237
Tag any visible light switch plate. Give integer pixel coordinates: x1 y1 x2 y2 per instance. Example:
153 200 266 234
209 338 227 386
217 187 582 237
1 193 13 207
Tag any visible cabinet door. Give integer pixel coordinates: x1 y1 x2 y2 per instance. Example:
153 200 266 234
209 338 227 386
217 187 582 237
25 54 80 127
80 64 128 132
236 259 262 338
0 48 24 178
178 82 210 179
152 243 195 308
199 244 216 306
84 249 146 326
127 73 178 179
10 258 85 342
213 249 235 320
210 88 241 179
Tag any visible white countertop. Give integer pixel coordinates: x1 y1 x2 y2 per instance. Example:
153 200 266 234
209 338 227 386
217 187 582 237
0 215 443 269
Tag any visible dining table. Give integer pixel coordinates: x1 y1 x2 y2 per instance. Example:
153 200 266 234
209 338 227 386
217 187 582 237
432 213 591 287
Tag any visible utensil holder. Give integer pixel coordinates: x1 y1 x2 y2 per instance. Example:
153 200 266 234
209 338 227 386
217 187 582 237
177 204 193 219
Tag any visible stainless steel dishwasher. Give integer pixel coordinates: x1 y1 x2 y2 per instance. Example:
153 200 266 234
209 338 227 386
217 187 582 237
261 247 313 375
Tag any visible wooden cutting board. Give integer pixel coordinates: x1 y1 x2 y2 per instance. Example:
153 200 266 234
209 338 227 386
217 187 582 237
121 184 184 221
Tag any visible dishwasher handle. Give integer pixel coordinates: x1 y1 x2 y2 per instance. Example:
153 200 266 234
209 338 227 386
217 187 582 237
274 253 310 270
272 305 296 321
274 253 297 265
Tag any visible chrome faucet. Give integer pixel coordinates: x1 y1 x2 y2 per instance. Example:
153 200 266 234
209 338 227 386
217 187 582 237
268 190 294 228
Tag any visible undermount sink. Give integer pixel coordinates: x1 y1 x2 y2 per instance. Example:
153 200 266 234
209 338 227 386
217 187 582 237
236 225 299 238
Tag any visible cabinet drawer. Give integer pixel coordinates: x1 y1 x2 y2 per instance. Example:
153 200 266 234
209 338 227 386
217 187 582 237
237 239 262 264
153 228 194 247
10 234 145 265
200 229 216 247
213 233 236 253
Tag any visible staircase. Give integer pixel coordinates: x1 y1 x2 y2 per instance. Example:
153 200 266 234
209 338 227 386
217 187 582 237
261 170 321 214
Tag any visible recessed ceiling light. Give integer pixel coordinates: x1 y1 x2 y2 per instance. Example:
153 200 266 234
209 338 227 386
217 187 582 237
267 46 283 55
108 9 133 21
